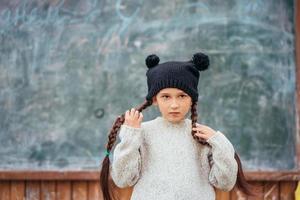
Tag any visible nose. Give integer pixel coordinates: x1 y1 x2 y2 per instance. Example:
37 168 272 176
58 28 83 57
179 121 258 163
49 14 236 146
170 99 179 109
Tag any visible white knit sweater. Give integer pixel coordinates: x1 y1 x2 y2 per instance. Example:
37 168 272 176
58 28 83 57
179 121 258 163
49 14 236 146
111 116 238 200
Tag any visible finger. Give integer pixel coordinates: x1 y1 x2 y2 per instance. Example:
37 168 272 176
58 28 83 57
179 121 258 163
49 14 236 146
196 132 208 140
196 123 202 128
125 110 129 118
130 108 135 116
124 110 130 123
192 127 202 132
194 128 205 135
134 110 140 118
195 131 205 135
195 133 208 140
192 129 199 134
138 112 143 122
193 126 206 131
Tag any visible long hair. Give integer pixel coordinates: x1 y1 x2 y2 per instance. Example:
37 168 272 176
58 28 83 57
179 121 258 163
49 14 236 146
100 100 254 200
100 100 153 200
190 101 255 196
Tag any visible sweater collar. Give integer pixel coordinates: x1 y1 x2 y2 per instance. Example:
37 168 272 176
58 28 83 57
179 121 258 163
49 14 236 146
156 116 187 129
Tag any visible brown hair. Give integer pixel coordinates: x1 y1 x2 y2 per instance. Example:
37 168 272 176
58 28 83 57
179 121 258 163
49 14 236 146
100 100 255 200
190 101 255 196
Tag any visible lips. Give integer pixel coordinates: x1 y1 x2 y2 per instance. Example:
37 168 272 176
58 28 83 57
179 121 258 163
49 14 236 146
169 112 180 114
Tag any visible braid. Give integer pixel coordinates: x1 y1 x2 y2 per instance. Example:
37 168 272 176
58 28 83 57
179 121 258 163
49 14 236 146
190 101 209 145
190 101 255 196
100 100 153 200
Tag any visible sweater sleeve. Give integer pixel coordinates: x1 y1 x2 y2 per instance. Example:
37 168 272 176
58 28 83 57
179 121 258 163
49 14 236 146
206 130 238 191
111 124 143 188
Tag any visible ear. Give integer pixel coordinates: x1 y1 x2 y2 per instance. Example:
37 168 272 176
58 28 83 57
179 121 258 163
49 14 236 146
152 96 158 105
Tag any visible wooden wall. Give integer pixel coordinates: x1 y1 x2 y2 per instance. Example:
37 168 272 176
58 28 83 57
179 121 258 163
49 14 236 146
0 180 298 200
0 171 299 200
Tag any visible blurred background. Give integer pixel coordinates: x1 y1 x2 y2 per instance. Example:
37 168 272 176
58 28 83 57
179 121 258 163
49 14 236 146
0 0 297 172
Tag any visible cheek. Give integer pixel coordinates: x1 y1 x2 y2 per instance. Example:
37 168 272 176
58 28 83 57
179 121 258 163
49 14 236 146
156 101 169 110
160 104 170 110
184 104 191 111
184 100 192 109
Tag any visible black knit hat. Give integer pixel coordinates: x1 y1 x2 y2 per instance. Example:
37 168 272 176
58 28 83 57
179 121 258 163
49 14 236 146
145 52 209 102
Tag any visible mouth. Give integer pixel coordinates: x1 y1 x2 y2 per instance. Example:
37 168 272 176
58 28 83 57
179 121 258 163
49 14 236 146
169 112 180 114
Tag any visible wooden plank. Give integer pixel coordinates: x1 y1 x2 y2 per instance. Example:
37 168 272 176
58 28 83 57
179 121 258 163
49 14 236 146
41 181 56 200
1 170 300 181
230 187 247 200
245 171 300 181
26 181 41 200
88 181 102 200
247 181 264 200
72 181 88 200
11 181 25 200
215 189 231 200
263 182 279 200
279 181 297 200
0 170 99 180
56 181 71 200
3 179 299 200
0 181 10 200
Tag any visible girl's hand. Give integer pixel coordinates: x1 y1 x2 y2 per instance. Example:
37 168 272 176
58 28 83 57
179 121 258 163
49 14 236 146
123 108 143 128
192 123 217 140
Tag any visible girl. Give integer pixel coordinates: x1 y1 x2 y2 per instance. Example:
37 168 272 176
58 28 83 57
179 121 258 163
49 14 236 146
100 52 253 200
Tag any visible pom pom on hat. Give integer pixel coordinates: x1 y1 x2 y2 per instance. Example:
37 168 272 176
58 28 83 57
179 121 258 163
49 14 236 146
191 52 209 71
145 54 160 69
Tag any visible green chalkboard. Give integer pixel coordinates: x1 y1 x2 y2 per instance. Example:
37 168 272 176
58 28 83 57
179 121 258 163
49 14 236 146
0 0 296 170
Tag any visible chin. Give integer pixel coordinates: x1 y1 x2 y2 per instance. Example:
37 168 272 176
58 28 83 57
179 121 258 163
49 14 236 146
167 116 184 123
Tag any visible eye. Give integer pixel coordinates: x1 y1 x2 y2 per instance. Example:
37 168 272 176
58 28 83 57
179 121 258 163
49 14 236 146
179 95 187 98
162 95 169 99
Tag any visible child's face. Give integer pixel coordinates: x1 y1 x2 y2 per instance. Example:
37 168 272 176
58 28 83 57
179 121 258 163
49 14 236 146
152 88 192 123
